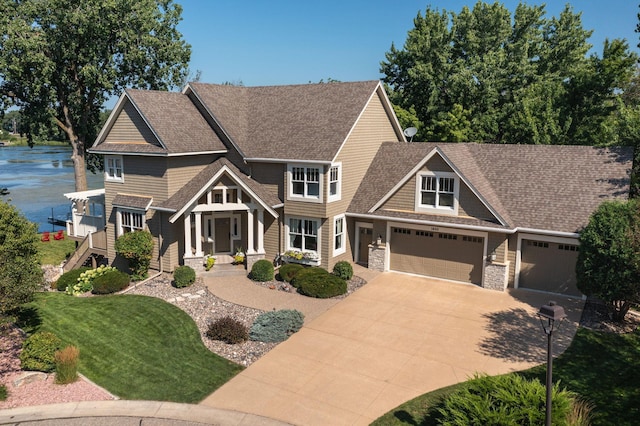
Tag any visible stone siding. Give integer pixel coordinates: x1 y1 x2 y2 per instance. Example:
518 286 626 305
483 261 509 291
368 243 386 272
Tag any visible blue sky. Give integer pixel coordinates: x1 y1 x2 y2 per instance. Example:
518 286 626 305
178 0 640 86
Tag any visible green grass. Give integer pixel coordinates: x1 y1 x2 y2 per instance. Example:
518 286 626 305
37 231 76 265
18 292 243 402
372 327 640 426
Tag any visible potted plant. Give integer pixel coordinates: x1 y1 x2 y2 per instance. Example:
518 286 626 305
204 254 216 271
233 247 245 264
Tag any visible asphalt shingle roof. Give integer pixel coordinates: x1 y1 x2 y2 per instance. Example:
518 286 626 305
350 143 633 234
188 81 381 161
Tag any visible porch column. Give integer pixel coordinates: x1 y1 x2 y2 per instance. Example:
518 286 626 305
256 208 265 254
183 214 192 258
194 212 203 257
246 208 256 254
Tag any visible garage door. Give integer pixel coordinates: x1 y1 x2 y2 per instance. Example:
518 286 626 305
519 239 581 296
390 227 484 285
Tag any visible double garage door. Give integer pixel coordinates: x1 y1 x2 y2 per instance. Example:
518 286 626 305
519 239 581 297
390 227 484 285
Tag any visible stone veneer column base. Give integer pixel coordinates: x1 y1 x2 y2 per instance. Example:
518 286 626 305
483 261 509 291
246 253 265 271
184 256 204 272
368 243 386 272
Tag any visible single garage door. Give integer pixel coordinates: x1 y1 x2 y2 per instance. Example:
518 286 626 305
390 227 484 285
519 239 581 296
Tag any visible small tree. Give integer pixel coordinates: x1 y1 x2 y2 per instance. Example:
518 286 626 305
0 201 43 323
576 200 640 321
114 231 153 281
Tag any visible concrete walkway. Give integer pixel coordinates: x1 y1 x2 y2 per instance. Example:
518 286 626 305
201 271 584 426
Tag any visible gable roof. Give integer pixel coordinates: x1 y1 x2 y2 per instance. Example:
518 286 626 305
350 143 632 234
154 157 280 222
186 80 398 162
91 90 227 156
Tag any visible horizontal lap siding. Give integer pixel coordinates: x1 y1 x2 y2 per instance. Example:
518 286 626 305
166 156 212 195
105 102 161 146
487 233 507 263
263 213 280 262
507 234 518 287
458 184 494 220
250 163 285 203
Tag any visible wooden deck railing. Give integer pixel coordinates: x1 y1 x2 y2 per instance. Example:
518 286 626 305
63 229 108 272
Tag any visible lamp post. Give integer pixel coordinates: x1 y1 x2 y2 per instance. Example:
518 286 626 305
537 301 567 426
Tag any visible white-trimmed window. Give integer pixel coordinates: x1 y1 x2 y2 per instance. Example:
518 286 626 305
416 171 459 214
328 164 341 201
105 155 123 182
288 217 319 252
333 215 346 255
118 209 144 235
288 165 321 200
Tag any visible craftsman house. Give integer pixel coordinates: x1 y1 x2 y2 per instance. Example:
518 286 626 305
64 80 633 297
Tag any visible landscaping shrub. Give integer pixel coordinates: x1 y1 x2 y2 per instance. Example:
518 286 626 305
437 373 575 426
250 259 274 282
332 261 353 280
19 331 62 372
114 230 153 281
91 270 130 294
278 263 304 282
204 255 215 271
66 265 117 296
55 267 90 292
206 317 249 344
0 384 7 401
173 265 196 288
249 309 305 342
54 345 79 384
292 267 347 298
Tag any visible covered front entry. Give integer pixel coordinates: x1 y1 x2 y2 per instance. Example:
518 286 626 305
389 225 485 285
518 238 581 296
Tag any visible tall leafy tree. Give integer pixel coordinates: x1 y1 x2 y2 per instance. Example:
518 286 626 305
0 201 43 324
382 1 638 145
0 0 191 191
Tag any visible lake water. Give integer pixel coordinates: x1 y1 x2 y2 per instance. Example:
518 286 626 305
0 145 103 233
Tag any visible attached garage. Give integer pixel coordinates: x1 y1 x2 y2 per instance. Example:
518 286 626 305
389 226 485 285
518 238 581 297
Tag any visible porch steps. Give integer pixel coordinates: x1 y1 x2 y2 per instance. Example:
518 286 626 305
201 263 247 278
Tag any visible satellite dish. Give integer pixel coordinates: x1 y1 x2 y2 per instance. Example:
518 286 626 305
403 127 417 142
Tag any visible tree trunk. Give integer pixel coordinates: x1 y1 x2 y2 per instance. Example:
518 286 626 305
69 133 88 192
610 300 630 322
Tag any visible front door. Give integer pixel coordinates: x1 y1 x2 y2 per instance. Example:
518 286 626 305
358 227 373 265
214 217 231 253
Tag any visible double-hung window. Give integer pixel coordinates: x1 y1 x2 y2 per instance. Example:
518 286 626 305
289 165 320 200
328 164 341 202
288 218 318 252
333 215 346 255
105 155 123 182
416 172 458 214
119 209 144 235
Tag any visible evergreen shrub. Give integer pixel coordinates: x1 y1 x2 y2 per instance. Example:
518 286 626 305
206 317 249 344
91 270 130 294
332 261 353 280
0 384 7 401
114 230 153 280
54 345 79 384
66 265 117 296
173 265 196 288
249 309 305 342
55 267 90 292
293 267 347 298
19 331 62 372
250 259 274 282
278 263 304 282
437 373 575 426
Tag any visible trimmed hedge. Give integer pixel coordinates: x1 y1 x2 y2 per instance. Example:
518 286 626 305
332 261 353 280
91 270 130 294
19 331 62 372
292 267 347 298
0 384 6 401
55 267 90 292
250 309 305 342
206 317 249 344
173 265 196 288
278 263 304 282
250 259 274 282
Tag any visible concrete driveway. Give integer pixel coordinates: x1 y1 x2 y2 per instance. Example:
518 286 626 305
201 272 584 426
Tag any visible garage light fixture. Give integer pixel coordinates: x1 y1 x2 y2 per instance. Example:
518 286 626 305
537 301 567 426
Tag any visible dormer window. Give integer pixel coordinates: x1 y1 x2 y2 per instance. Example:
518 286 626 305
288 165 321 201
416 171 459 215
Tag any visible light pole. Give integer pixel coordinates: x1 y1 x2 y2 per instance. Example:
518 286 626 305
537 301 567 426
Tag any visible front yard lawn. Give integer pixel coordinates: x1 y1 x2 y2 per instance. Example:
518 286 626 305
18 292 243 402
372 327 640 426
